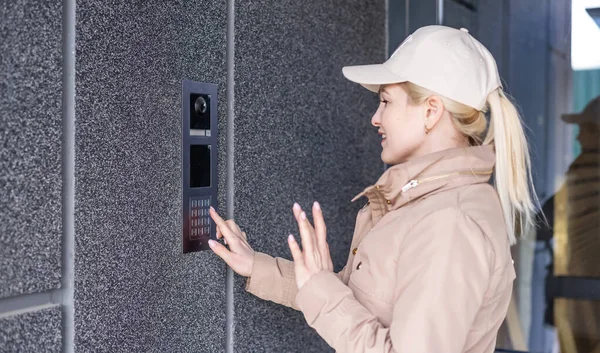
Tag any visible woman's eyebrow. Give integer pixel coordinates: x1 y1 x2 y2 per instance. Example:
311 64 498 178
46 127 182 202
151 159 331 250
379 88 389 98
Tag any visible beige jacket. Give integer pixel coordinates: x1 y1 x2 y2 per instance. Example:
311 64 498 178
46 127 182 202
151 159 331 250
246 145 516 353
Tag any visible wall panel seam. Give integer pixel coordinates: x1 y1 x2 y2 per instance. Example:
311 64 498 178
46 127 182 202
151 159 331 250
60 0 76 351
225 0 235 352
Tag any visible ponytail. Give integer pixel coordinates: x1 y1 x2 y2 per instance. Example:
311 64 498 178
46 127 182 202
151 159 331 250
404 82 539 244
484 88 538 244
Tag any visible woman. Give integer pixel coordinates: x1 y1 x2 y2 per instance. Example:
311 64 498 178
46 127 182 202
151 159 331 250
208 25 538 353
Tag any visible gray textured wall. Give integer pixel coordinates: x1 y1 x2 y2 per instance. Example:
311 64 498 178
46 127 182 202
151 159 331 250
0 1 64 351
0 0 63 299
73 1 228 352
1 0 384 352
0 308 62 353
232 1 385 352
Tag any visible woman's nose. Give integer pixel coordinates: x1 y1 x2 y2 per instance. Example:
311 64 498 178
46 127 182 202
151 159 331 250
371 109 381 127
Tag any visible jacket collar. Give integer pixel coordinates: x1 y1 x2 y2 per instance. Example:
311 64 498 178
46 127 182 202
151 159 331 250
352 145 496 211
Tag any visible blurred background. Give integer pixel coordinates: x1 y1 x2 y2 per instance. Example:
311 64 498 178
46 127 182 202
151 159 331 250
1 0 598 352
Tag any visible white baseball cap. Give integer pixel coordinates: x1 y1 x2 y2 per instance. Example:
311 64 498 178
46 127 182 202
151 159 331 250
342 25 502 111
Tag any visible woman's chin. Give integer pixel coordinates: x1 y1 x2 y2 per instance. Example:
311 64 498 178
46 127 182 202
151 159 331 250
381 151 394 165
381 148 410 166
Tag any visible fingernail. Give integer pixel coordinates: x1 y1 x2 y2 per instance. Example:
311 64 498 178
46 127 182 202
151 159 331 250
293 202 301 211
300 212 306 220
314 201 320 210
208 239 216 248
209 206 215 212
288 234 294 242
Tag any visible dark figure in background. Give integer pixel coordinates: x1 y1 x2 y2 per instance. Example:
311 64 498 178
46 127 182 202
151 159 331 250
537 96 600 353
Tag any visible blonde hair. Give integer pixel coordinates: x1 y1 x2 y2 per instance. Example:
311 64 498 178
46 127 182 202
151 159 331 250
404 82 538 245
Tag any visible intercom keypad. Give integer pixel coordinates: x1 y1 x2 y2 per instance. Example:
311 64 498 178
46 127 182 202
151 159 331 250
189 196 211 240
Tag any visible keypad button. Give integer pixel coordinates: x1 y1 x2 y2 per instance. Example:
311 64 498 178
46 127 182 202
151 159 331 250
189 196 212 240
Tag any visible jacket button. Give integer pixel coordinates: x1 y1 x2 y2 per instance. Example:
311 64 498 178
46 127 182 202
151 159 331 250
356 262 362 270
352 248 358 255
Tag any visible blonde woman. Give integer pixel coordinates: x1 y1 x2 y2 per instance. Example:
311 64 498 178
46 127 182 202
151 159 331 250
208 25 537 353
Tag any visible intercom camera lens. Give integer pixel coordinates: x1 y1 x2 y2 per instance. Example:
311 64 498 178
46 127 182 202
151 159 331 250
190 93 210 130
194 96 207 115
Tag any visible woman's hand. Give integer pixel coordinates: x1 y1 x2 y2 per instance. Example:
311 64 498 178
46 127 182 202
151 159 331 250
208 207 255 277
288 201 334 290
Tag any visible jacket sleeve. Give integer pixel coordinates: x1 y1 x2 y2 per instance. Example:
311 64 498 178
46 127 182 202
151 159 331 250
294 208 493 353
245 251 349 310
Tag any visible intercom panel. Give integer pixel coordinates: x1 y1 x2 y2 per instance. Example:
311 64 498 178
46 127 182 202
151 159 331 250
182 80 218 253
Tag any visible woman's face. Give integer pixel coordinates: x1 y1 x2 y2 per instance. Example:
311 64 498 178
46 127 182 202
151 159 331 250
372 84 428 165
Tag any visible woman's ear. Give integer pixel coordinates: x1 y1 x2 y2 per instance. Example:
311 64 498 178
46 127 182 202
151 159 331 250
424 95 445 130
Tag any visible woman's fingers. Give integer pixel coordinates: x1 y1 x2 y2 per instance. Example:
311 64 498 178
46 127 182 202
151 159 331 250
293 203 317 241
312 201 332 270
215 218 244 248
208 239 233 264
296 211 315 256
312 201 327 245
293 203 321 268
288 235 304 266
210 207 237 245
292 203 302 220
216 228 227 245
227 219 242 234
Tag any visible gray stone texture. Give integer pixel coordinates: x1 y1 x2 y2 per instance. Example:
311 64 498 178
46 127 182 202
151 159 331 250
74 1 227 352
0 0 63 298
0 307 62 353
233 1 386 352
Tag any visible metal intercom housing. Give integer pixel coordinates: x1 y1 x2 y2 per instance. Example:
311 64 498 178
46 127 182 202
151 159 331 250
182 80 218 253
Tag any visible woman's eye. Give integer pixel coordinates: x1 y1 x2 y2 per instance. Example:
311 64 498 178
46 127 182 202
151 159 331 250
380 100 388 104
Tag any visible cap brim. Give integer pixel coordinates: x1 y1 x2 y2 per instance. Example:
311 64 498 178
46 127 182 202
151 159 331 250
342 64 407 93
561 113 584 124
